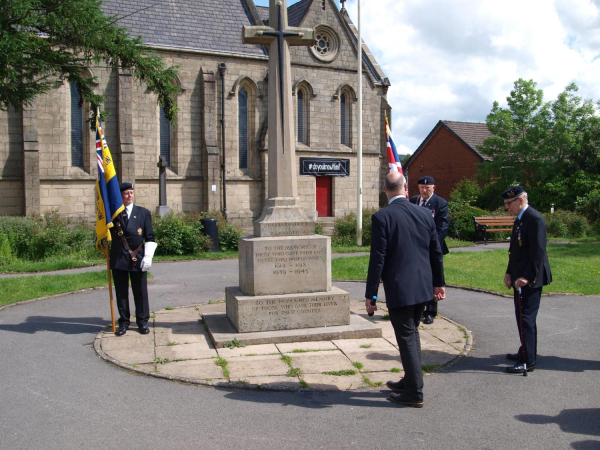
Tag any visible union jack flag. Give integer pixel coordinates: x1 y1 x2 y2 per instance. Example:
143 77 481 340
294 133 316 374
385 116 402 173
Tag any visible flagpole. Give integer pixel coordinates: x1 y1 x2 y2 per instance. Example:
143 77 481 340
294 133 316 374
356 0 363 246
97 107 116 334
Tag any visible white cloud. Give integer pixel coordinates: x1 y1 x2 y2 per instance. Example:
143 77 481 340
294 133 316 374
345 0 600 152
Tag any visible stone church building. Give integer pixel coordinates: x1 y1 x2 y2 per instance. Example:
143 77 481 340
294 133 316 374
0 0 391 230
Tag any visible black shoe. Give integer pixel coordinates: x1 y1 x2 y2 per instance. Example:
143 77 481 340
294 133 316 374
115 324 128 336
506 363 536 374
386 380 405 393
422 316 434 325
387 392 424 408
506 353 520 361
138 324 150 335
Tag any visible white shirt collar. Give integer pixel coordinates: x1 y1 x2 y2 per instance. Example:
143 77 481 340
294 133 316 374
388 195 405 204
517 204 528 221
125 203 133 217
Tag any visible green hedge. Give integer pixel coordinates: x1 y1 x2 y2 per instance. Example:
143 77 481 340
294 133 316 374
0 211 96 264
332 208 377 246
542 210 589 238
448 203 491 241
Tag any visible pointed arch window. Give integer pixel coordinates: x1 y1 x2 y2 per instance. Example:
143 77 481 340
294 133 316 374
70 81 84 167
297 89 308 145
238 87 249 169
159 105 171 167
340 92 351 146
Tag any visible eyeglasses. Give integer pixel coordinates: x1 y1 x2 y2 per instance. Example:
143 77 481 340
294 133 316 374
504 197 520 207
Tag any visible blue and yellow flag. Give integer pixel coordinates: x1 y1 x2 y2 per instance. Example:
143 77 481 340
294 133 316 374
95 117 124 254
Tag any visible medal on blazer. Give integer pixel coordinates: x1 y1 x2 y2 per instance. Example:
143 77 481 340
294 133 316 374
431 209 435 217
516 223 522 247
137 228 142 236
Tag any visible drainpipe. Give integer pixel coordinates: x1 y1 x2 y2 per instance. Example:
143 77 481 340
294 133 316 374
219 62 227 221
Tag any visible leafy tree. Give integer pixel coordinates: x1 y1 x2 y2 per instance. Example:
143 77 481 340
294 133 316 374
0 0 179 122
478 79 600 210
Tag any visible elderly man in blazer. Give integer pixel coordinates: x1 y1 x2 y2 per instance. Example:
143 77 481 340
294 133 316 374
502 185 552 374
366 172 445 407
409 175 449 324
110 182 157 336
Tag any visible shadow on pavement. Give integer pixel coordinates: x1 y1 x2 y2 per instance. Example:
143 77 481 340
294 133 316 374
223 388 400 410
516 408 600 437
0 316 107 334
450 354 600 374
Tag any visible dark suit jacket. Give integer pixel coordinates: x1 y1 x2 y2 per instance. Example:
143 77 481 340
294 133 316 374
410 193 449 255
365 197 445 309
110 205 155 271
506 206 552 288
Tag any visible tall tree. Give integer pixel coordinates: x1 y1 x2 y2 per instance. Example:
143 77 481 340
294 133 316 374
0 0 179 122
478 79 600 209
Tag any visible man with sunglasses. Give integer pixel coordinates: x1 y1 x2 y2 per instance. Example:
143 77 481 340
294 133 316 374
502 185 552 374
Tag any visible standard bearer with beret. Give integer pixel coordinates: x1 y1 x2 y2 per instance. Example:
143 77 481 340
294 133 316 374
110 182 157 336
409 175 449 324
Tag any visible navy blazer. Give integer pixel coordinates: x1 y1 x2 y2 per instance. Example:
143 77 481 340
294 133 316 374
506 206 552 288
365 198 445 309
110 205 155 271
410 193 449 255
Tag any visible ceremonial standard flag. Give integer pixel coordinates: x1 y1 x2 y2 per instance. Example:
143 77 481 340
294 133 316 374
95 117 124 253
385 116 403 173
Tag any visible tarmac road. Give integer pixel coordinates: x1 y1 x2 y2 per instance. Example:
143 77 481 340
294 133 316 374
1 258 599 450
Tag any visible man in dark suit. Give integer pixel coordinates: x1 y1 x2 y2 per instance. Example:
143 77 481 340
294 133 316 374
409 175 449 324
366 172 445 407
110 182 157 336
502 185 552 374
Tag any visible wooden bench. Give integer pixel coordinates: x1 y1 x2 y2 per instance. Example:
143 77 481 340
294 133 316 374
473 216 514 244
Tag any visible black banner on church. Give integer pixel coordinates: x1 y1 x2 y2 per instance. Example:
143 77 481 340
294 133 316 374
300 158 350 177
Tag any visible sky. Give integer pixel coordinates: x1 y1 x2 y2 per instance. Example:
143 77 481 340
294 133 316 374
254 0 600 155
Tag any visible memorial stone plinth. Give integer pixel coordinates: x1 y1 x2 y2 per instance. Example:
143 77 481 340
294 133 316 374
239 235 330 296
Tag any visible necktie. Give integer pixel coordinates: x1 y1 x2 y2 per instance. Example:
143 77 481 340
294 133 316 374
122 210 129 227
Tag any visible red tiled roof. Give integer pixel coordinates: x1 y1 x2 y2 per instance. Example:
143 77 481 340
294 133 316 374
441 121 493 161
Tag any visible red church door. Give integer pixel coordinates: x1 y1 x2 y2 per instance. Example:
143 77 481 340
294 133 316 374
316 176 332 217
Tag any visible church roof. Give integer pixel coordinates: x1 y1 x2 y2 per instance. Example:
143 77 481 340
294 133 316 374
101 0 266 57
256 0 312 27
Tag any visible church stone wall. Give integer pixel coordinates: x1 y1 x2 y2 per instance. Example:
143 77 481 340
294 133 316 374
0 1 389 230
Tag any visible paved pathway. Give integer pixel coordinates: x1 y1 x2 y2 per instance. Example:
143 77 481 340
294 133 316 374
1 258 599 449
94 300 470 391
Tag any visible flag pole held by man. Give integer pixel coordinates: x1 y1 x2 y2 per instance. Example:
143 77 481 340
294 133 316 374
95 115 125 333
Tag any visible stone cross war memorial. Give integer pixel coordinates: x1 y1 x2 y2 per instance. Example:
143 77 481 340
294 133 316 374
202 0 380 347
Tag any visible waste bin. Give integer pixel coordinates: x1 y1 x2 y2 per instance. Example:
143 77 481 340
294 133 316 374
200 218 219 252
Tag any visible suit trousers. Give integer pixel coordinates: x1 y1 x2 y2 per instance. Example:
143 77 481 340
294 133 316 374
513 286 542 366
112 269 149 327
389 302 427 400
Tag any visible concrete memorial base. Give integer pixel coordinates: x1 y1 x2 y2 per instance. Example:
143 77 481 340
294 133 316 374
253 197 314 237
226 285 350 332
202 311 382 348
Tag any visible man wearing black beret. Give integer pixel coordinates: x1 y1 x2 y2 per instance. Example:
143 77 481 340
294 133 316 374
410 175 449 324
501 185 552 373
110 182 157 336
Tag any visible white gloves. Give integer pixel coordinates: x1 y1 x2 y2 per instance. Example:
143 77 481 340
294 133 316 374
141 241 158 272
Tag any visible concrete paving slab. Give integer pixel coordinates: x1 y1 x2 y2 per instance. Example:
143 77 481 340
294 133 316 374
155 342 218 361
333 337 396 353
233 375 303 390
101 333 154 350
155 358 225 381
102 346 156 365
426 321 468 350
290 351 356 375
361 371 403 387
345 350 402 372
276 341 337 353
301 373 365 390
421 346 461 366
216 343 279 357
226 354 290 378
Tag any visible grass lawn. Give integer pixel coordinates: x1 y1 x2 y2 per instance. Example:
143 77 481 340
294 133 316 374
330 238 473 253
332 242 600 295
0 271 111 308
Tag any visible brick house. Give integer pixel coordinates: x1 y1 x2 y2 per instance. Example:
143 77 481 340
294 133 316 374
0 0 392 230
405 120 492 201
